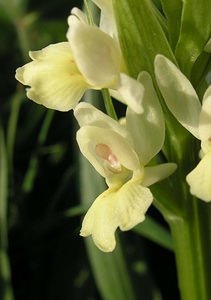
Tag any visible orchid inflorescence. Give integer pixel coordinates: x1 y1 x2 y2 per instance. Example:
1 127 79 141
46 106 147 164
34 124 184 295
15 0 211 253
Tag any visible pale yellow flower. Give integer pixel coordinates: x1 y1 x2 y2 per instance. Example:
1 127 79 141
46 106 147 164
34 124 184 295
15 7 144 113
186 152 211 202
74 72 176 251
15 42 88 111
155 54 211 202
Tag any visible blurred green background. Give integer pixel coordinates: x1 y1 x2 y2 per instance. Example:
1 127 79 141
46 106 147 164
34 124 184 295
0 0 180 299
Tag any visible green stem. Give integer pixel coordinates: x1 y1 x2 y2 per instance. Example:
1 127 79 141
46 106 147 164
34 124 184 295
14 18 30 62
37 109 54 145
6 91 23 176
167 199 211 300
102 89 118 120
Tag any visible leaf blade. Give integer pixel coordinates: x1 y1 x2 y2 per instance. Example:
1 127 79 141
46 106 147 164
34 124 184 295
0 123 14 300
133 216 173 251
175 0 211 77
113 0 175 78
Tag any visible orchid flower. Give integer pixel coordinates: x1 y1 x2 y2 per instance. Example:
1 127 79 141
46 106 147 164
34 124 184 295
74 71 176 252
15 7 144 113
155 54 211 202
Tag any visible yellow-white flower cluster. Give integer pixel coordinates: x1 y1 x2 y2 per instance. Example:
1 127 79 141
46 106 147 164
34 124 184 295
15 6 143 113
15 1 181 252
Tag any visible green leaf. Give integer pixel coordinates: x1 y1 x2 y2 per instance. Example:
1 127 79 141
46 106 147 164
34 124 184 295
191 52 211 90
85 236 136 300
151 0 162 10
175 0 211 77
112 0 175 78
0 124 8 249
0 123 14 300
22 109 54 193
151 4 168 38
133 216 173 251
64 205 87 218
17 104 46 145
160 0 183 50
194 57 211 98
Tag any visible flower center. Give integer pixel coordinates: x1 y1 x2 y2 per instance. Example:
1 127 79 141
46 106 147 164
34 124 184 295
95 144 122 173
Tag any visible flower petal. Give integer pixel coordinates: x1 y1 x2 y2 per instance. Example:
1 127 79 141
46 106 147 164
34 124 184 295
80 180 153 252
70 7 88 23
76 125 140 178
92 0 117 37
74 102 129 140
117 180 153 231
154 54 201 138
186 151 211 202
142 163 177 187
67 18 121 88
15 42 88 111
110 73 144 113
198 90 211 144
126 71 165 164
80 186 119 252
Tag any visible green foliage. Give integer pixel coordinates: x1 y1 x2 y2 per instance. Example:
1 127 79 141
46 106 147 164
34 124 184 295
175 0 211 78
0 123 14 300
1 0 210 299
133 216 173 251
113 0 175 79
113 1 211 300
160 0 183 50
